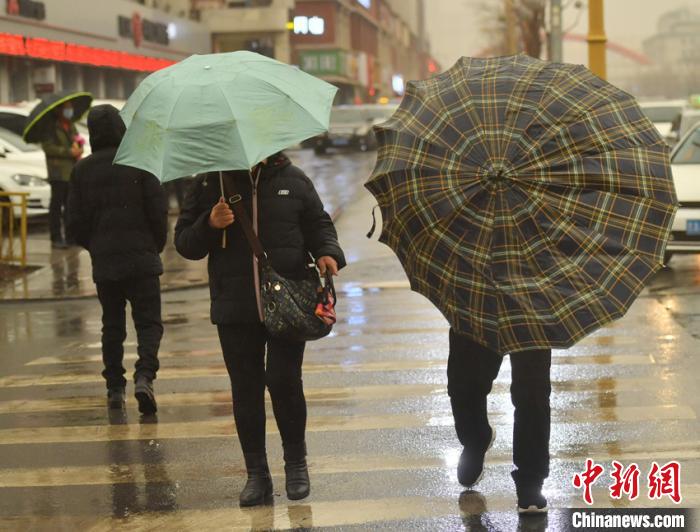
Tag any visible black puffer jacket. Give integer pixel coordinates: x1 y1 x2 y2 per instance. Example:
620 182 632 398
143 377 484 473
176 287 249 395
67 105 168 282
175 153 346 325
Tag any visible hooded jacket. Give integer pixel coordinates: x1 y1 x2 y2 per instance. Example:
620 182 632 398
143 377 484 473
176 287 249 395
67 104 168 282
175 153 346 325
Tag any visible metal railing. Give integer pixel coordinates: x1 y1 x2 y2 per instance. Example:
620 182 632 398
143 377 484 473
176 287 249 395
0 191 28 267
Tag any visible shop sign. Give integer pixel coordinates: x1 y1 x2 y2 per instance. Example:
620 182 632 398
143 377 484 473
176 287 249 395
0 31 174 72
293 16 325 36
118 13 170 47
5 0 45 20
299 50 345 76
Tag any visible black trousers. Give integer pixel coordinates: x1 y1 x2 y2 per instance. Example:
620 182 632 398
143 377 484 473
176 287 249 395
49 180 70 243
447 329 551 484
217 323 306 455
96 276 163 389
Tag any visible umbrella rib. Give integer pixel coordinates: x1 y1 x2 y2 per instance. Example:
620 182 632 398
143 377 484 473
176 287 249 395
213 82 252 168
516 176 678 211
240 70 328 132
512 185 651 295
508 76 637 169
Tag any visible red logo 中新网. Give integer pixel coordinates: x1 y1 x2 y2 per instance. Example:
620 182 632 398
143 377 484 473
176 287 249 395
573 459 682 505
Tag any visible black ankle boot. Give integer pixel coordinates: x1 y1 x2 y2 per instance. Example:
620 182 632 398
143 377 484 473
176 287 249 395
240 452 273 507
513 473 548 514
283 441 310 500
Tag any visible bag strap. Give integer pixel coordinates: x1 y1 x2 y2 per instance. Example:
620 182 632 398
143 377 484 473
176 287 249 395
222 170 267 260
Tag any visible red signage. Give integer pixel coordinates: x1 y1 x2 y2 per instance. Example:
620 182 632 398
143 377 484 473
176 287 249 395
6 0 19 15
0 32 25 56
0 32 174 72
131 12 143 47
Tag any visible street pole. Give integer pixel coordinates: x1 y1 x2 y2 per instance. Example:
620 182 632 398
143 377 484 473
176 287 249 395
505 0 518 54
550 0 563 62
587 0 607 79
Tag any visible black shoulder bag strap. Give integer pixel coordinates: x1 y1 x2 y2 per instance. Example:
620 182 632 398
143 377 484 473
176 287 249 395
221 170 267 261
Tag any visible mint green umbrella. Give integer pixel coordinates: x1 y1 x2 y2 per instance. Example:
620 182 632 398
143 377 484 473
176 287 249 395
114 51 337 182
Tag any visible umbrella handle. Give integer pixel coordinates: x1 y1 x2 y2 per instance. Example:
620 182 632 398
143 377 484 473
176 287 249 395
219 171 226 249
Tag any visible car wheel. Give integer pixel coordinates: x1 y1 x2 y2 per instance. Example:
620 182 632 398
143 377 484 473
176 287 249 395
663 251 673 266
314 146 326 155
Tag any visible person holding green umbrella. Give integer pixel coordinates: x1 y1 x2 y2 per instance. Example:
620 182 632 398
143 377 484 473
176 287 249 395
24 91 92 248
115 51 346 507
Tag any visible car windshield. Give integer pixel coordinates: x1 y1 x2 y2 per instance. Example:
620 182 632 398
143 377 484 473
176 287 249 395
641 106 683 123
0 127 40 152
672 129 700 164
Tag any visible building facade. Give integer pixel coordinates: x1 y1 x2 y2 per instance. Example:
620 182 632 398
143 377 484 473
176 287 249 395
155 0 438 104
0 0 438 105
0 0 210 103
642 6 700 98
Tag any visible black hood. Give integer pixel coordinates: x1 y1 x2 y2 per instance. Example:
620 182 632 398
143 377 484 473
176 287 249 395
87 104 126 152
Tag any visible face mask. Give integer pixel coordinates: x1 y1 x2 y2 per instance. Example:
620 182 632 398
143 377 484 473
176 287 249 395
62 108 74 120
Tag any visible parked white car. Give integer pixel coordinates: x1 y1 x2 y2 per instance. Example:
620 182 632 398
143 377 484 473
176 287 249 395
666 123 700 262
0 127 50 218
639 99 686 145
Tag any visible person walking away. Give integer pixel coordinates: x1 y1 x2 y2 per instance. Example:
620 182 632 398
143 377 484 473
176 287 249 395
449 331 550 513
67 104 168 414
42 102 83 249
175 153 345 506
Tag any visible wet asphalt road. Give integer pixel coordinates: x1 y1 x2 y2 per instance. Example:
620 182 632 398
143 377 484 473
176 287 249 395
0 151 699 531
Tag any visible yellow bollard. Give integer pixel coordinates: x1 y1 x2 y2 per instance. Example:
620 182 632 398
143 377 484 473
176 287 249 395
587 0 607 80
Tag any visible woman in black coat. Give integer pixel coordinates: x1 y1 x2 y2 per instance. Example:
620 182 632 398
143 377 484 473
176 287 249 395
175 152 345 506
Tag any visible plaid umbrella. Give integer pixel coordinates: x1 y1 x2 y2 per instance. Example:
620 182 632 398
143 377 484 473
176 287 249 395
365 55 678 354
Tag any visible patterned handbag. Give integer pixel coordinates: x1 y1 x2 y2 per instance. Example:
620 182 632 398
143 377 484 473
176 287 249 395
226 178 335 342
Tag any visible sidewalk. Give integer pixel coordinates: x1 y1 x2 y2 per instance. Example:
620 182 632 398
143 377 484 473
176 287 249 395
0 217 209 302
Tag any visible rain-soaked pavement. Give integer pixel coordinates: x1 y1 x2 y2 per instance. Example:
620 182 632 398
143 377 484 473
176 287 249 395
0 151 699 531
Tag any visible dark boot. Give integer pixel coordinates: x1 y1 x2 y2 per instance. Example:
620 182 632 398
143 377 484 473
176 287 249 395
134 377 157 415
514 474 548 514
283 441 310 500
240 452 273 507
107 387 126 410
457 425 495 487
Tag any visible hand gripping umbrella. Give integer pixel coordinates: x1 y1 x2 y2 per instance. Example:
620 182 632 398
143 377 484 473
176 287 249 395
365 55 678 354
23 90 93 143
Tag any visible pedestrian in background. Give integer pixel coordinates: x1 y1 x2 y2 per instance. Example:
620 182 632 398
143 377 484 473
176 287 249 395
67 104 168 415
175 152 345 507
42 101 83 249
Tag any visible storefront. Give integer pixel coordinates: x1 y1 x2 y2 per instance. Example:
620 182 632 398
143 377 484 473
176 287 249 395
290 0 379 104
0 0 210 103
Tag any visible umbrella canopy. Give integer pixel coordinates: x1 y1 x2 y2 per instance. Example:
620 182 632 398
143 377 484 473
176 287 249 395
114 51 338 182
365 55 678 354
23 91 92 143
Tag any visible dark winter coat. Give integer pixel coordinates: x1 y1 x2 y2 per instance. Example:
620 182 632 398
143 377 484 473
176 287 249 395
67 104 168 283
175 153 346 325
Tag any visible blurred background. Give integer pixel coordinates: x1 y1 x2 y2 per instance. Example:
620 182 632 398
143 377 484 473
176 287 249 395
0 0 699 256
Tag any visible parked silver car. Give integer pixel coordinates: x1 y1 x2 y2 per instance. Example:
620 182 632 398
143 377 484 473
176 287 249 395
313 104 398 155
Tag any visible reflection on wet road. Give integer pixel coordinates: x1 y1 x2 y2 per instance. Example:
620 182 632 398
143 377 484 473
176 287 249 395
0 152 699 530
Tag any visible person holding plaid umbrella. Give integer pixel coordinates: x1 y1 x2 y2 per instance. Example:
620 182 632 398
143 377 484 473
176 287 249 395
366 55 677 514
